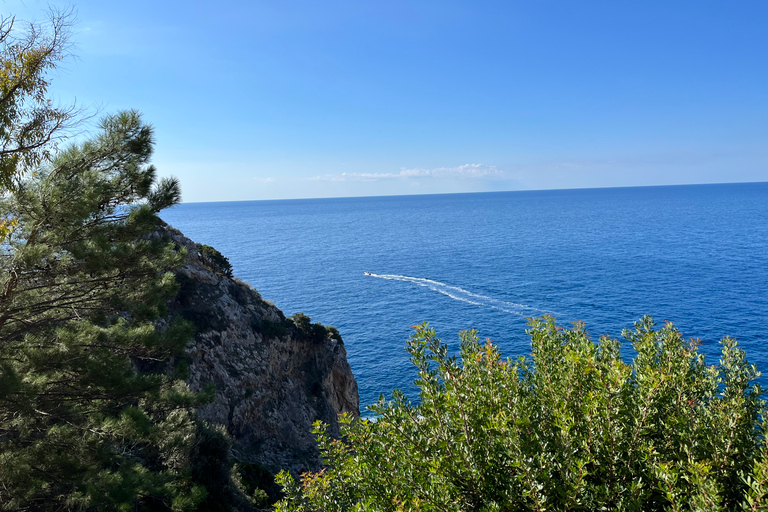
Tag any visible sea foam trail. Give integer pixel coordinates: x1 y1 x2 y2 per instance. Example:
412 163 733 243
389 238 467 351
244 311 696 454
367 273 557 317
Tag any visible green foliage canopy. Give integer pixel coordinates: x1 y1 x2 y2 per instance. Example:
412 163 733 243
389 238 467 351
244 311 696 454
291 313 343 344
277 317 768 511
0 111 240 511
196 243 233 278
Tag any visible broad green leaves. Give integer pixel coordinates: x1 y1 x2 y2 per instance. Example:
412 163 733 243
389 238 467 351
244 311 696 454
278 317 767 511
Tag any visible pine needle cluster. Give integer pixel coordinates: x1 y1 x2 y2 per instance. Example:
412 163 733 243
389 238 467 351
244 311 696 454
0 111 243 511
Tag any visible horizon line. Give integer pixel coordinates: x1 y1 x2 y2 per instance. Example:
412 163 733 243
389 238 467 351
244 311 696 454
175 179 768 205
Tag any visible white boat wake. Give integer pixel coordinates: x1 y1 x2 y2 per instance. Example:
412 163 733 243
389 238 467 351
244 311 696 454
365 273 557 317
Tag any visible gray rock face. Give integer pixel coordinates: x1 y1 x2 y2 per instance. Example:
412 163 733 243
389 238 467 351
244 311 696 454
162 226 359 473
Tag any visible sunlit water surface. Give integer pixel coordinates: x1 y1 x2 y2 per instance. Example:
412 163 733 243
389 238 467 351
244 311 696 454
161 183 768 410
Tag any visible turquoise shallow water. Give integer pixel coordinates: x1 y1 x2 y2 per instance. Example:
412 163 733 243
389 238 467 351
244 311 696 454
161 183 768 410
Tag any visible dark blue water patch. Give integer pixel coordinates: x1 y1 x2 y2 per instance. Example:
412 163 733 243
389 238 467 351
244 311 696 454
162 183 768 410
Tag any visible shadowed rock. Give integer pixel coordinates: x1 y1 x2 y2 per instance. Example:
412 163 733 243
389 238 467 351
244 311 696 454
161 224 359 473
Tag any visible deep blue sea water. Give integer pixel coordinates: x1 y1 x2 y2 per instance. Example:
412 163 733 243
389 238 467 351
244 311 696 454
161 183 768 411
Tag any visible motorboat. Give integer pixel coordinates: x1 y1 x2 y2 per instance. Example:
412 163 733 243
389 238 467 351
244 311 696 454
364 271 372 276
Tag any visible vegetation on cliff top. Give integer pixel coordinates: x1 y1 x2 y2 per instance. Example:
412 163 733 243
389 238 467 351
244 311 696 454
3 7 767 512
277 318 768 511
0 107 253 510
197 243 234 278
0 14 258 505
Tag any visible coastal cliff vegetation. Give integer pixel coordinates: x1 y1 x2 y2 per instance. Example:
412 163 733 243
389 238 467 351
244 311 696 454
0 14 259 508
2 8 768 512
0 108 252 509
277 319 768 512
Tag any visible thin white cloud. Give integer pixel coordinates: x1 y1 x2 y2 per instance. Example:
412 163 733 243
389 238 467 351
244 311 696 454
309 164 503 182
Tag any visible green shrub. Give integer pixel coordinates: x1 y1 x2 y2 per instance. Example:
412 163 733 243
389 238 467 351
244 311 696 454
235 462 282 507
291 313 341 344
189 422 244 512
276 316 768 511
259 318 291 339
325 326 343 343
196 243 233 277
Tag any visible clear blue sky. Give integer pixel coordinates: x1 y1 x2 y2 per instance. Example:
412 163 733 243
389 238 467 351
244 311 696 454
6 0 768 202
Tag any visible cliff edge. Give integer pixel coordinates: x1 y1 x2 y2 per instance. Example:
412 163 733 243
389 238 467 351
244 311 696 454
161 225 359 473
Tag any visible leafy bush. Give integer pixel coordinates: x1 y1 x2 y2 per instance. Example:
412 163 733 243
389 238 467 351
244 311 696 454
235 462 283 507
276 317 768 511
196 243 233 277
292 313 342 344
189 423 262 512
259 318 292 339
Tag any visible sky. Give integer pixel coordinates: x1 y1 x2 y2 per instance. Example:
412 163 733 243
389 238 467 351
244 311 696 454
4 0 767 202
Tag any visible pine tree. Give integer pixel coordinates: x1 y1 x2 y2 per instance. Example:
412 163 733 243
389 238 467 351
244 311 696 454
0 111 230 511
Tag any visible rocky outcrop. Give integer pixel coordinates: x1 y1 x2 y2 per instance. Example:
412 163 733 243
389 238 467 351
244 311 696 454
161 225 359 473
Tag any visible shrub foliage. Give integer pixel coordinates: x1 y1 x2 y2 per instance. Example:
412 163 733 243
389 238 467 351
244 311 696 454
292 313 343 344
277 317 768 511
196 243 233 278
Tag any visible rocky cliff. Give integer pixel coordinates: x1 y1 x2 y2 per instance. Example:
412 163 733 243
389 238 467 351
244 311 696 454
161 225 359 473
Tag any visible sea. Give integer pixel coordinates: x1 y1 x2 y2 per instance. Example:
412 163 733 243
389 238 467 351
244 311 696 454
160 182 768 411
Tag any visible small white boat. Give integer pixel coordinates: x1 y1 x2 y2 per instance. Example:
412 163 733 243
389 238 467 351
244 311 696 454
364 271 372 276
